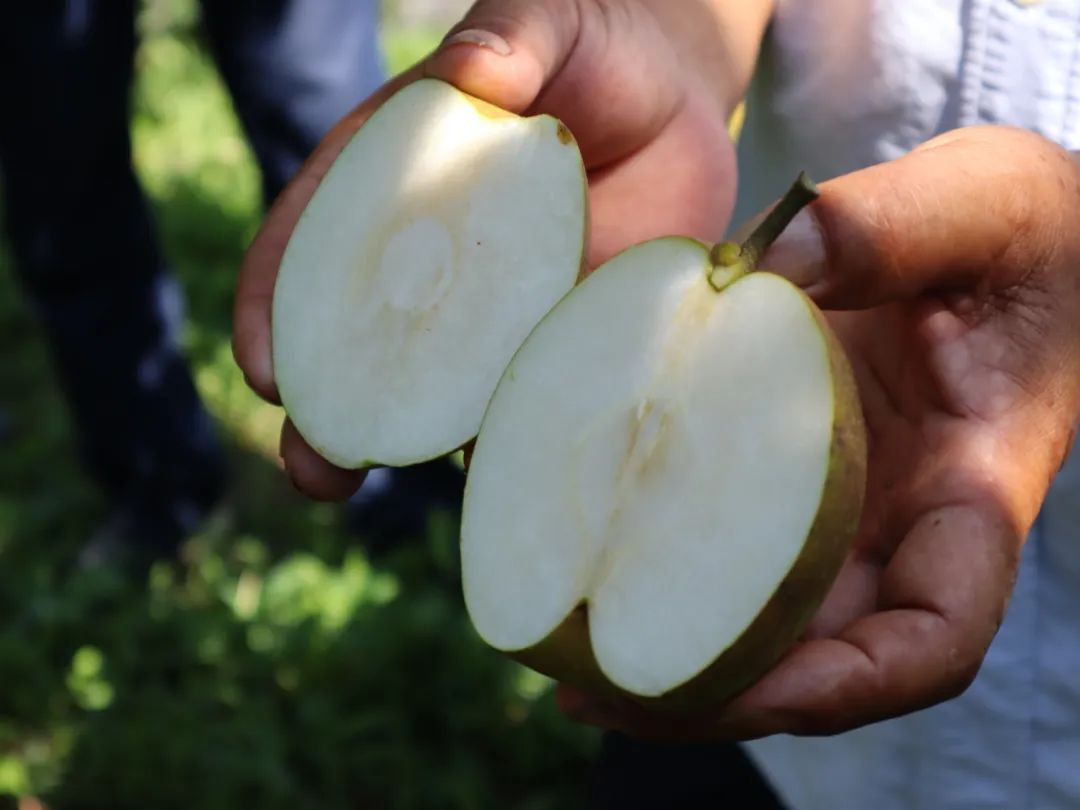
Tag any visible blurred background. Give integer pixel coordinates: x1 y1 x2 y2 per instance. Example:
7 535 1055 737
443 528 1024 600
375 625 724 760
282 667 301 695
0 1 601 807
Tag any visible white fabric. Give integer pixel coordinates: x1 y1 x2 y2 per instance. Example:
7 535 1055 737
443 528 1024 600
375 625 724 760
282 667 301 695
733 2 1080 808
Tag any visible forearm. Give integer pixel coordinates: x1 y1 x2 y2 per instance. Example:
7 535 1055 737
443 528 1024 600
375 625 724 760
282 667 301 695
641 0 774 116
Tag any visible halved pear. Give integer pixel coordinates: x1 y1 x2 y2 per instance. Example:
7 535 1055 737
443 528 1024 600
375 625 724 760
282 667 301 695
461 179 866 711
272 79 588 468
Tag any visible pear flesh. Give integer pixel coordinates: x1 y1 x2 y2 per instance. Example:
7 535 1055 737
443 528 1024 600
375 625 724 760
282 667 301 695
272 79 587 468
461 237 865 709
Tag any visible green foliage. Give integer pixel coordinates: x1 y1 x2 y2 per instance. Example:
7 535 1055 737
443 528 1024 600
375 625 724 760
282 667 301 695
382 24 449 73
0 5 599 808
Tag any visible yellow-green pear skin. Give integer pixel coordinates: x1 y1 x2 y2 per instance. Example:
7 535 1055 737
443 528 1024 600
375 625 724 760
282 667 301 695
509 607 617 699
505 281 867 714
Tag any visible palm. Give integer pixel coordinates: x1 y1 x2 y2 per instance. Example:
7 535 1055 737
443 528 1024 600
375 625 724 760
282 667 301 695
708 285 1070 736
563 277 1072 740
807 302 1022 642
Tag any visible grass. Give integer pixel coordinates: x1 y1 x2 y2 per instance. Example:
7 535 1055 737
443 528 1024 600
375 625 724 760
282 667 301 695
0 7 599 808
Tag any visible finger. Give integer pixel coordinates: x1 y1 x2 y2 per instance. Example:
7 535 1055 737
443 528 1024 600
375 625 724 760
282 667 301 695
280 419 368 502
232 66 423 404
757 126 1080 309
800 547 883 640
430 0 698 171
710 500 1019 739
426 0 582 114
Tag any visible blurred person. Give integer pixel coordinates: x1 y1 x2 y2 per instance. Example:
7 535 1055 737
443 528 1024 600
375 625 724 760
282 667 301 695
0 1 442 571
235 1 1080 809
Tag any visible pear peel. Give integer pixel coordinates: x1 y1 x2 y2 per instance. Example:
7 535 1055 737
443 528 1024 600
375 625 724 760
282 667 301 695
462 176 867 712
271 78 588 469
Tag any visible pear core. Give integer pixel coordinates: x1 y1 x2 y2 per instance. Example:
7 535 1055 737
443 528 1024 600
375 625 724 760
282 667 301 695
377 217 455 312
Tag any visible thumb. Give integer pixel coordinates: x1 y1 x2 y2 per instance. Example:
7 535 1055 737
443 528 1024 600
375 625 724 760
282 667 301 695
424 0 582 113
755 127 1079 310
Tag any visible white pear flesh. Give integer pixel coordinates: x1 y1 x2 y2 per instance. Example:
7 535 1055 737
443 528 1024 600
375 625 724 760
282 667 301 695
461 237 865 708
272 79 587 468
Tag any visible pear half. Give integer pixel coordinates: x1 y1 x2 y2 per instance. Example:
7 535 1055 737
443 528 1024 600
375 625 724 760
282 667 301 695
272 79 587 468
461 178 866 711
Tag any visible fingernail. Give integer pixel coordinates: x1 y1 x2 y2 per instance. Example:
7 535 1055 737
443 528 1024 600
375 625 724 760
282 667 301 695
760 208 826 289
440 29 512 57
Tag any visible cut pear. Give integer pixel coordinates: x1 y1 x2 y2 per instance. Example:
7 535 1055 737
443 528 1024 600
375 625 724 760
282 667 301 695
461 235 866 710
272 79 587 468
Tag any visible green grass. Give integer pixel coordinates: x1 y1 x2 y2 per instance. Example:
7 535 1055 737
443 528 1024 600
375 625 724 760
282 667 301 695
0 8 598 808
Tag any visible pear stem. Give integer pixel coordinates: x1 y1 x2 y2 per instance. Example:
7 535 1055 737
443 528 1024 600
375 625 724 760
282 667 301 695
739 171 820 269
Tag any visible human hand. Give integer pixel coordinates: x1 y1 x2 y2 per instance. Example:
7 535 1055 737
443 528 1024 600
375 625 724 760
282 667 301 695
233 0 768 499
558 126 1080 741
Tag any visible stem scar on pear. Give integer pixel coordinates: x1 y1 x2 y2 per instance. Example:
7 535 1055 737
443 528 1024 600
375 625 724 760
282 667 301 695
707 172 820 292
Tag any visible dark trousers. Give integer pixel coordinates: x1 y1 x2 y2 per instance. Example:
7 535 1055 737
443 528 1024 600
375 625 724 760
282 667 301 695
593 735 787 809
0 1 382 519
